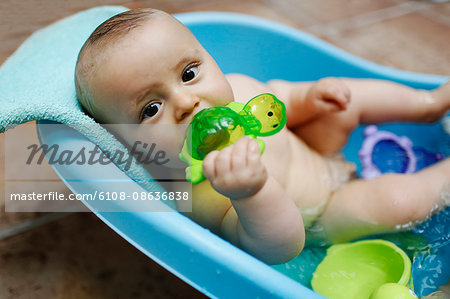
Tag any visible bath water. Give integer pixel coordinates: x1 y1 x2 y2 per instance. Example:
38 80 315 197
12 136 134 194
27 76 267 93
272 121 450 297
271 207 449 297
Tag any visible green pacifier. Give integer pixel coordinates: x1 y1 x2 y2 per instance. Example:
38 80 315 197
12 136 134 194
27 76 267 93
311 239 417 299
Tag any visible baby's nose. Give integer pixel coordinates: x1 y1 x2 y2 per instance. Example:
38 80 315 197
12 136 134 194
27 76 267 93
174 93 200 121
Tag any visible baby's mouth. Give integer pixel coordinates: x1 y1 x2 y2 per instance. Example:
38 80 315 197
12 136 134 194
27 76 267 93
187 105 210 123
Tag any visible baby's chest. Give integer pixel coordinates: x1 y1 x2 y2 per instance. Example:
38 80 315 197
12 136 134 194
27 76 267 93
260 130 293 185
263 130 332 207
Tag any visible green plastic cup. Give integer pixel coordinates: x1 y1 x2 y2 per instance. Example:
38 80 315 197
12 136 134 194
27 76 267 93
311 240 412 299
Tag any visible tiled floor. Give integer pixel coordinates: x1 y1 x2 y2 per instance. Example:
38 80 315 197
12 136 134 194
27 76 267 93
0 213 203 298
0 0 449 298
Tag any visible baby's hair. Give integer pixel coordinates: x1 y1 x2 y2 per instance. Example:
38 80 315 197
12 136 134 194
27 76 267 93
75 8 159 121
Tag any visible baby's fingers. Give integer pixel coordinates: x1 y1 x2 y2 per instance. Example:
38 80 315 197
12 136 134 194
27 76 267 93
317 78 351 111
203 150 219 179
231 136 252 171
246 138 262 168
215 145 234 177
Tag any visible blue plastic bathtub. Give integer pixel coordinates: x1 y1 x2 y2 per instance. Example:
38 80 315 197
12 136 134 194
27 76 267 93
37 12 449 298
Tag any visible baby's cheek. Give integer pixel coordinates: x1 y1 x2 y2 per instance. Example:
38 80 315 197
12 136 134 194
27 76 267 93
208 73 234 104
163 138 187 165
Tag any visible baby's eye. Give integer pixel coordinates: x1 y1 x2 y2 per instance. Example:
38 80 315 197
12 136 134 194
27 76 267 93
142 102 161 119
182 64 199 82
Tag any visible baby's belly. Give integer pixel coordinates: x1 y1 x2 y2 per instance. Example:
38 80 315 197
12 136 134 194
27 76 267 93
262 129 333 213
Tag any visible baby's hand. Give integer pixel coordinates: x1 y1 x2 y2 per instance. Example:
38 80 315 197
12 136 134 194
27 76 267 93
306 78 351 114
202 136 268 200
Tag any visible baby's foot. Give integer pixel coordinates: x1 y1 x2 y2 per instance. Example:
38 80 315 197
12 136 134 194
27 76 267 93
305 78 351 116
443 116 450 135
431 81 450 116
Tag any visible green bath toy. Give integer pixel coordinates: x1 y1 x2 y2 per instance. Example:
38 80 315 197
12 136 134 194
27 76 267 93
179 93 286 184
370 283 417 299
311 239 414 299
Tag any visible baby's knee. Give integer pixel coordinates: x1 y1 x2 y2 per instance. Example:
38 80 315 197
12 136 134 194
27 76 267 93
384 189 423 225
378 176 432 225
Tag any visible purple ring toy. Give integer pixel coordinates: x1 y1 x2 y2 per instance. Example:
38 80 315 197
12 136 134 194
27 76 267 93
359 125 416 179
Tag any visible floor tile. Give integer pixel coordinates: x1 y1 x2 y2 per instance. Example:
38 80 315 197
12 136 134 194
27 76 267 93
325 12 450 74
161 0 302 29
274 0 408 24
0 0 173 64
0 122 74 235
426 1 450 18
417 2 450 27
1 1 449 298
0 213 205 299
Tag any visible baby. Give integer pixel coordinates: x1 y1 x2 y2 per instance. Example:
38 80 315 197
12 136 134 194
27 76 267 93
75 8 450 264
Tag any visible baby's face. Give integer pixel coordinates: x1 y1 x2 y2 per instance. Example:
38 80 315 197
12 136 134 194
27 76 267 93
87 12 234 167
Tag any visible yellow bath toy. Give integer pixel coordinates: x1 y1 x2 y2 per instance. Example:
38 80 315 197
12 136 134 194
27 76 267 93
370 283 417 299
311 239 413 299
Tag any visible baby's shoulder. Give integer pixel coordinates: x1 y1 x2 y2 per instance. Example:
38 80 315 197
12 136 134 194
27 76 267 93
226 73 272 103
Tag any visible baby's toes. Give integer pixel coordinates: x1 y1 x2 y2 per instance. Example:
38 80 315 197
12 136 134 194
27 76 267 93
340 83 351 104
435 81 450 109
326 81 350 106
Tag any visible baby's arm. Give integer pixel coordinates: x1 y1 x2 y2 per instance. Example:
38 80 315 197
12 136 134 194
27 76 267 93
202 136 305 264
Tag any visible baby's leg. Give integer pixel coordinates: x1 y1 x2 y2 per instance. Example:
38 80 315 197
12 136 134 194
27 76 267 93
309 158 450 243
295 79 450 155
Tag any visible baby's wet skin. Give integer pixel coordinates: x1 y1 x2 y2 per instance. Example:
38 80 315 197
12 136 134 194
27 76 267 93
75 8 450 264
